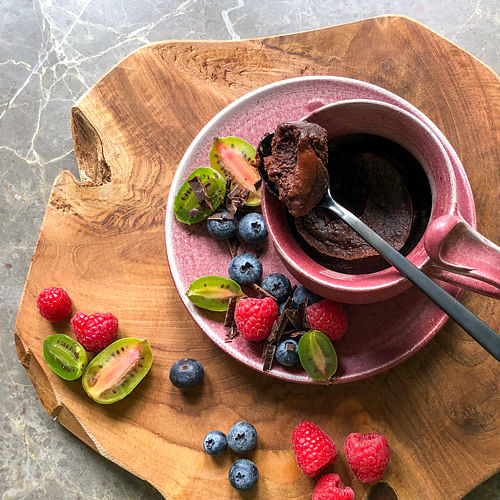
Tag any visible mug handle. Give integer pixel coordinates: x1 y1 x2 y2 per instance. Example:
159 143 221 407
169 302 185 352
424 214 500 298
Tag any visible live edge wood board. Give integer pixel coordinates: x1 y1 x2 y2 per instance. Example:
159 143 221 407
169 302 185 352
15 16 500 500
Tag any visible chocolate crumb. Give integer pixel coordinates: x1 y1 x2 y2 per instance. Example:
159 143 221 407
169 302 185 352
285 341 295 352
188 176 213 211
224 297 237 327
254 178 262 191
189 207 201 219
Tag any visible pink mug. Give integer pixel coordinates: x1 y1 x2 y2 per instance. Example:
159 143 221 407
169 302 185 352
262 99 500 304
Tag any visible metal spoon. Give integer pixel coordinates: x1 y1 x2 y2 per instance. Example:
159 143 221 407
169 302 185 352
319 182 500 360
257 133 500 361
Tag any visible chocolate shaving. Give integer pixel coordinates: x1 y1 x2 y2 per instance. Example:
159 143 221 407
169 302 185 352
254 178 262 191
224 297 237 327
262 297 293 371
285 341 296 352
207 211 234 221
250 283 274 299
226 237 239 258
296 298 308 325
286 298 308 331
188 176 213 211
262 344 277 370
225 324 238 342
225 185 250 215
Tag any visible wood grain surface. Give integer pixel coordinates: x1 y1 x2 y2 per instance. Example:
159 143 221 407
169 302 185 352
15 16 500 500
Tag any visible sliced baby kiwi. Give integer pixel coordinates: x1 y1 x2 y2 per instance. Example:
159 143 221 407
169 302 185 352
298 330 338 384
82 338 153 404
43 334 88 381
174 167 226 225
209 137 261 206
186 275 244 312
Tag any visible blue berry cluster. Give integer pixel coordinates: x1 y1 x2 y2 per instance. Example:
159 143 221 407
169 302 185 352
203 421 259 490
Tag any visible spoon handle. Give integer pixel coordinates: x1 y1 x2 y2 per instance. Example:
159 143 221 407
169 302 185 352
321 196 500 361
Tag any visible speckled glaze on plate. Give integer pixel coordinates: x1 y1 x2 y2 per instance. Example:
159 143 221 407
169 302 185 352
165 76 475 384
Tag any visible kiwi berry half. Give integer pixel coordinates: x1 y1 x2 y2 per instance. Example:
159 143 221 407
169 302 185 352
209 137 261 206
82 338 152 404
174 167 226 224
43 334 88 381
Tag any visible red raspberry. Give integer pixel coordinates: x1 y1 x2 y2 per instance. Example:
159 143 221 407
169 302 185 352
71 312 118 352
306 299 348 341
344 433 390 483
313 473 355 500
234 297 278 341
37 287 72 322
292 421 337 477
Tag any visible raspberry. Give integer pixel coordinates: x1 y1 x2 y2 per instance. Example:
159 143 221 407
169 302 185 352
313 474 355 500
292 421 337 477
234 297 278 341
37 287 72 322
71 312 118 352
344 433 390 483
306 299 348 341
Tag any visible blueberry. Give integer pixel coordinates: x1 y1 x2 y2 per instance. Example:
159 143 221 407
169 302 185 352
169 358 204 389
228 253 262 285
206 210 237 240
227 421 257 453
238 213 267 243
275 339 299 367
228 459 259 490
261 273 292 303
292 284 322 307
203 430 227 456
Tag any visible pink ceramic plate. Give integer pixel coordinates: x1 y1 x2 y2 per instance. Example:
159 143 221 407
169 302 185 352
165 76 475 384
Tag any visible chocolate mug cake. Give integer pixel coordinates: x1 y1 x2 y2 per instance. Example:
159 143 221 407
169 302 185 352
257 123 432 274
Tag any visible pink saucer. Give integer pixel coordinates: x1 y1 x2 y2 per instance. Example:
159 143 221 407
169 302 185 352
165 77 475 384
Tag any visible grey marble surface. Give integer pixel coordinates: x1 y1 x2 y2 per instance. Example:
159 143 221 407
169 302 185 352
1 1 499 499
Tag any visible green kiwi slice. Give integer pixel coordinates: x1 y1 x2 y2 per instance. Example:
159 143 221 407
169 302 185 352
43 334 88 381
298 330 338 384
82 338 153 404
209 137 261 206
186 275 244 311
174 167 226 224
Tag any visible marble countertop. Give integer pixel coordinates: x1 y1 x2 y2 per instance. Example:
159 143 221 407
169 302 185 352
1 1 499 498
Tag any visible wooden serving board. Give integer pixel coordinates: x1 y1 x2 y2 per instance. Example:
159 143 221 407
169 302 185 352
15 16 500 500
